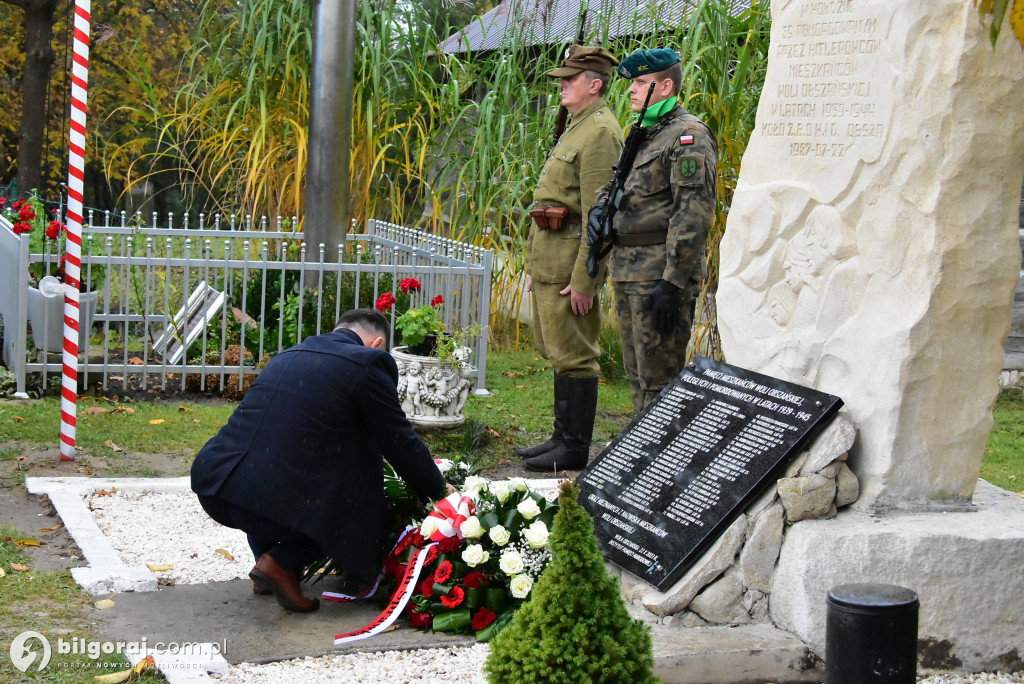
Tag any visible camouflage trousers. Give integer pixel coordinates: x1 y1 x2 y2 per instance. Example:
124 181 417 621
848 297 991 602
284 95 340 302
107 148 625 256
612 280 698 413
530 281 602 377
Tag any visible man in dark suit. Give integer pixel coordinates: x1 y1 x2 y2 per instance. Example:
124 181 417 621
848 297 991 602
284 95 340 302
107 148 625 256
191 308 446 612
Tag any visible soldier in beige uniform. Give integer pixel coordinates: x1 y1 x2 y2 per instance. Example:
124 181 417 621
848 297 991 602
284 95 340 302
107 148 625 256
517 45 624 472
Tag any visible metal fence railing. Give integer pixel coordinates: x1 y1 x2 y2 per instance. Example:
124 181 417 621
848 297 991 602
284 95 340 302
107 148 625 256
1 211 492 398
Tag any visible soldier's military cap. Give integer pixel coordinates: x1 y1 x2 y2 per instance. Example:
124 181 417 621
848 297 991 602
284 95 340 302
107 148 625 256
617 48 681 78
547 44 619 78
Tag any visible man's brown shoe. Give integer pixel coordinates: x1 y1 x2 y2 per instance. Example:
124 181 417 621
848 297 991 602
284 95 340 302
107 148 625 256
249 554 319 612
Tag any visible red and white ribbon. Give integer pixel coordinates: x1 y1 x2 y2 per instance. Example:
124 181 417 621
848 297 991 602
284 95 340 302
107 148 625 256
59 1 91 462
421 493 475 541
333 542 438 645
321 529 412 604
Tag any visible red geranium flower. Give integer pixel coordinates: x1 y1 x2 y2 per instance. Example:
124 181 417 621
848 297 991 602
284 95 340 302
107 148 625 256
440 586 465 609
12 221 31 235
416 577 434 598
464 571 488 589
472 607 497 630
399 277 421 294
434 560 453 583
12 199 22 209
430 295 444 308
46 220 63 240
375 292 396 312
438 536 460 553
19 204 36 221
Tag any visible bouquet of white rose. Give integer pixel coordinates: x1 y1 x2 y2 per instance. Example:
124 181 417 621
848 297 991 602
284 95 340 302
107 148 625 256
402 476 559 640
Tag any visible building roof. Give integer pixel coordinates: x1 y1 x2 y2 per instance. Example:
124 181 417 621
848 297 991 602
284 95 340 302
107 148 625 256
438 0 755 54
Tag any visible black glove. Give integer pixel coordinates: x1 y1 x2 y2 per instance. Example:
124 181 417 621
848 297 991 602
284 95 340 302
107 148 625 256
645 280 683 335
586 204 604 246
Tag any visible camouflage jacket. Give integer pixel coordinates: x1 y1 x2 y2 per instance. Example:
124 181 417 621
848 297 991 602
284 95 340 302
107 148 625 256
604 105 717 286
527 99 624 294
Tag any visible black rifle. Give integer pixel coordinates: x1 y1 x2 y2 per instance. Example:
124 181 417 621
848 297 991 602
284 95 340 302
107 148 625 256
550 8 589 147
586 80 657 277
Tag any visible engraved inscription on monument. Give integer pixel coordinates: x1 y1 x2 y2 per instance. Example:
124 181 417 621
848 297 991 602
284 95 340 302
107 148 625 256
579 356 842 591
754 0 896 195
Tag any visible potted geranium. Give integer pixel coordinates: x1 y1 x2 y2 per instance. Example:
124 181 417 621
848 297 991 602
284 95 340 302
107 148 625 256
375 278 480 427
1 194 99 353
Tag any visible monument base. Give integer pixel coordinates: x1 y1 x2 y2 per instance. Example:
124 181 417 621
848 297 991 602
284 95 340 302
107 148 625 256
771 480 1024 672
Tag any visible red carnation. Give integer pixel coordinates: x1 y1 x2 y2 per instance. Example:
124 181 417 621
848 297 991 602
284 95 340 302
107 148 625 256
434 560 453 584
464 571 488 589
394 534 413 556
375 292 396 312
430 295 444 308
12 221 31 235
472 607 497 630
416 577 434 598
438 536 460 553
46 221 63 240
440 586 465 609
409 611 433 630
399 277 421 294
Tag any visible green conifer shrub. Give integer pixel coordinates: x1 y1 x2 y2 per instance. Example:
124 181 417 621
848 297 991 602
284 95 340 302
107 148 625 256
484 480 658 683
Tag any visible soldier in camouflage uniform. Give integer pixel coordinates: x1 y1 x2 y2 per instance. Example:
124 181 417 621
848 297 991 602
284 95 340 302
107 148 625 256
597 47 718 413
517 45 624 472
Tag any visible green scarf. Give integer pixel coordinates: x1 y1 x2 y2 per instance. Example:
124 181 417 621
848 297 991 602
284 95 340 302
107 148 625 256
641 96 678 127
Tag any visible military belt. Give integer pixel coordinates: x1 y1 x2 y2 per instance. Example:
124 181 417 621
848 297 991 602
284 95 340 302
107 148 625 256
615 231 667 246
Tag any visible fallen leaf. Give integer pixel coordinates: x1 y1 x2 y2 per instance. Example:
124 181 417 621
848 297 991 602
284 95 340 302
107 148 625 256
515 385 527 389
128 357 143 365
104 440 124 452
95 490 113 497
85 406 108 415
487 427 501 438
0 567 5 578
178 405 193 412
14 538 41 547
95 599 116 610
193 419 201 423
11 416 24 421
149 419 165 425
214 549 234 561
134 655 156 673
10 563 30 571
146 563 173 572
17 456 27 461
40 524 62 532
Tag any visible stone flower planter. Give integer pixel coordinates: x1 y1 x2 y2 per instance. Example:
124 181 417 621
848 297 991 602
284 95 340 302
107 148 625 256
26 285 98 353
393 346 474 428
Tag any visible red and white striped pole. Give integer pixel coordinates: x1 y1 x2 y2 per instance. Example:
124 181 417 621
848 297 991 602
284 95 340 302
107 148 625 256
59 1 91 462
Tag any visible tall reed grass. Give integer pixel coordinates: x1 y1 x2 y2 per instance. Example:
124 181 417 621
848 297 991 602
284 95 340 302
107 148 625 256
103 0 769 355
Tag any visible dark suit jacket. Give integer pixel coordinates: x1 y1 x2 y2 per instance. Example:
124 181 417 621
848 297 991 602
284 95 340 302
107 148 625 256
191 328 445 581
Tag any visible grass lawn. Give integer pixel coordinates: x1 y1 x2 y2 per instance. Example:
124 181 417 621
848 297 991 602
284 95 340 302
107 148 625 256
0 353 1021 682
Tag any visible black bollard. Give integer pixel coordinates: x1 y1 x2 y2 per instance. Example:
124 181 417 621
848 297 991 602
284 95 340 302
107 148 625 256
825 583 919 684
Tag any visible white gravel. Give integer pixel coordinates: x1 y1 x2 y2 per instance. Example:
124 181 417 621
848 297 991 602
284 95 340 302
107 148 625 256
87 489 252 584
213 645 490 683
81 489 1024 684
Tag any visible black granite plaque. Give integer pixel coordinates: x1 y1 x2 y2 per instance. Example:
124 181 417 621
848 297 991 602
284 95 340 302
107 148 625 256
578 356 843 591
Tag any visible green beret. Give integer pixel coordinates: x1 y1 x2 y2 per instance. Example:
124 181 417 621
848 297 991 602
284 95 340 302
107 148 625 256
617 48 681 78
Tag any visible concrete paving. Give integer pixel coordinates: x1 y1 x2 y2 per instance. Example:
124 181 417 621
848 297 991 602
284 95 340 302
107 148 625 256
22 475 825 683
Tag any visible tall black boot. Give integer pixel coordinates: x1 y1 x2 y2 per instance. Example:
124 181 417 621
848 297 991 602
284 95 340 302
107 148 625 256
524 375 598 472
514 371 569 458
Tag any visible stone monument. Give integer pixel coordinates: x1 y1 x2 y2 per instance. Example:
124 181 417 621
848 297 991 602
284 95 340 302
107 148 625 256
717 0 1024 671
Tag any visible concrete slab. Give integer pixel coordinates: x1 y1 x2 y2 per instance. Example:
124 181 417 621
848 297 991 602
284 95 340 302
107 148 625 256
652 623 823 684
771 480 1024 672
